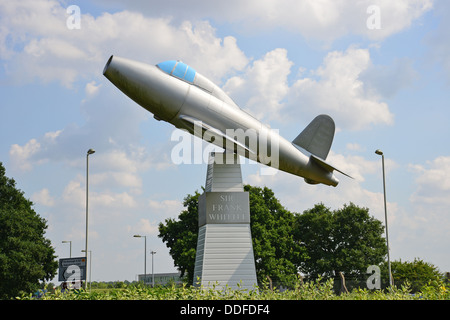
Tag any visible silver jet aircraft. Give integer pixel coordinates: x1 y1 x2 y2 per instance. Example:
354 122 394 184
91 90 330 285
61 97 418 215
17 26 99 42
103 56 351 186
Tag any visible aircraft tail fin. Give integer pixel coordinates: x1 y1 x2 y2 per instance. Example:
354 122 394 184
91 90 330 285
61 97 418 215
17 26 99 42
293 115 353 183
292 114 335 160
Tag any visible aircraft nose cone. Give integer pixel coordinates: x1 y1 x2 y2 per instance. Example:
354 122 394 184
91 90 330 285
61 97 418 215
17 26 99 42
103 55 188 121
103 55 114 76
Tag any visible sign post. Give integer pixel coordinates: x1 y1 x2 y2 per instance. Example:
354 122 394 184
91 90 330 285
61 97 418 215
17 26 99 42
58 257 87 289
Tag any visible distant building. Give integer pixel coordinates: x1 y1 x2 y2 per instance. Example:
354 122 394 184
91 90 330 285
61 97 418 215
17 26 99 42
138 272 183 286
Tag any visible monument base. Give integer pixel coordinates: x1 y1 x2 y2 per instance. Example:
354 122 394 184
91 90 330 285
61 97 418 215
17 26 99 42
193 152 257 290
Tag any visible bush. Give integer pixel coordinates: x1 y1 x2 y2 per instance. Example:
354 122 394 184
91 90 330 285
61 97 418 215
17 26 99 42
16 277 449 300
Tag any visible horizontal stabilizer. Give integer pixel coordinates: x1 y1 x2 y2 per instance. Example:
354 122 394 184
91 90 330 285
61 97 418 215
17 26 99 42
179 114 255 154
310 154 353 179
293 114 335 160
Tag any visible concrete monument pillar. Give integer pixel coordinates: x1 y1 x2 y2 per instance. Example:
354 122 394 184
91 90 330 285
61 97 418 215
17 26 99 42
193 152 258 290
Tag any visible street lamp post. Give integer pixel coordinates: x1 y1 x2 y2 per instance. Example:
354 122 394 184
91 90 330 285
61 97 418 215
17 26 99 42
81 250 92 291
150 250 156 287
375 149 393 287
62 240 72 258
85 148 95 290
134 235 147 284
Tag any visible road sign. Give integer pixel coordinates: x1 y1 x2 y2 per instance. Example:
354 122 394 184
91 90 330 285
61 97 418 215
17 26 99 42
58 257 87 282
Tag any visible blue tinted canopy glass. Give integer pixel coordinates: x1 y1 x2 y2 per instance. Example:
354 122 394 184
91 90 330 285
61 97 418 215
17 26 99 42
156 60 196 83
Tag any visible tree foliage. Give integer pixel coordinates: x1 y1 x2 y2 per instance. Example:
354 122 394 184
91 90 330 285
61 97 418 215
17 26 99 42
159 185 304 285
158 191 200 282
0 162 58 299
245 185 305 285
293 202 387 279
382 258 444 292
159 186 390 287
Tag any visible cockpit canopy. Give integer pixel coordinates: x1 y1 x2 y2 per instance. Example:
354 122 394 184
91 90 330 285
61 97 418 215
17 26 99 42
156 60 239 109
156 60 196 83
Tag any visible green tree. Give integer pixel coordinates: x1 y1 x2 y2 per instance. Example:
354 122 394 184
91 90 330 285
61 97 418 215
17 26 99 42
158 191 200 283
294 202 387 280
245 185 305 286
158 185 304 286
382 258 444 292
0 162 58 299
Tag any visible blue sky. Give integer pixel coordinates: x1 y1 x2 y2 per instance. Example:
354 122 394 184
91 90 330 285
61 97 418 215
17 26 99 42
1 0 450 283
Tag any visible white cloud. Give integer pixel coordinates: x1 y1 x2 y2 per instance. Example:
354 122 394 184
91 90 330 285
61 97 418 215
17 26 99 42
326 151 379 183
346 143 364 152
31 188 55 207
9 130 62 171
9 139 42 171
0 0 248 87
85 81 101 97
178 21 248 82
61 175 138 210
25 38 87 60
49 147 155 205
1 0 431 88
425 0 450 83
105 0 432 43
148 199 183 218
93 191 137 209
128 218 159 236
356 0 433 41
7 87 172 179
386 156 450 267
287 47 394 130
409 156 450 206
62 178 85 208
225 46 396 131
93 172 142 190
224 48 292 121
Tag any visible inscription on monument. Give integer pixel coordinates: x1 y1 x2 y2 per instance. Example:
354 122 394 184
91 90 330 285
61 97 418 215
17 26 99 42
199 192 250 226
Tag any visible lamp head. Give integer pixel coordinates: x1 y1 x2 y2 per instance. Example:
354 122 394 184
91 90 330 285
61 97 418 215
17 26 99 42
375 149 383 156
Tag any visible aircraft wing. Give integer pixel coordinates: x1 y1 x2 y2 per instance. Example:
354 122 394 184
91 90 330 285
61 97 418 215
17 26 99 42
178 115 256 155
